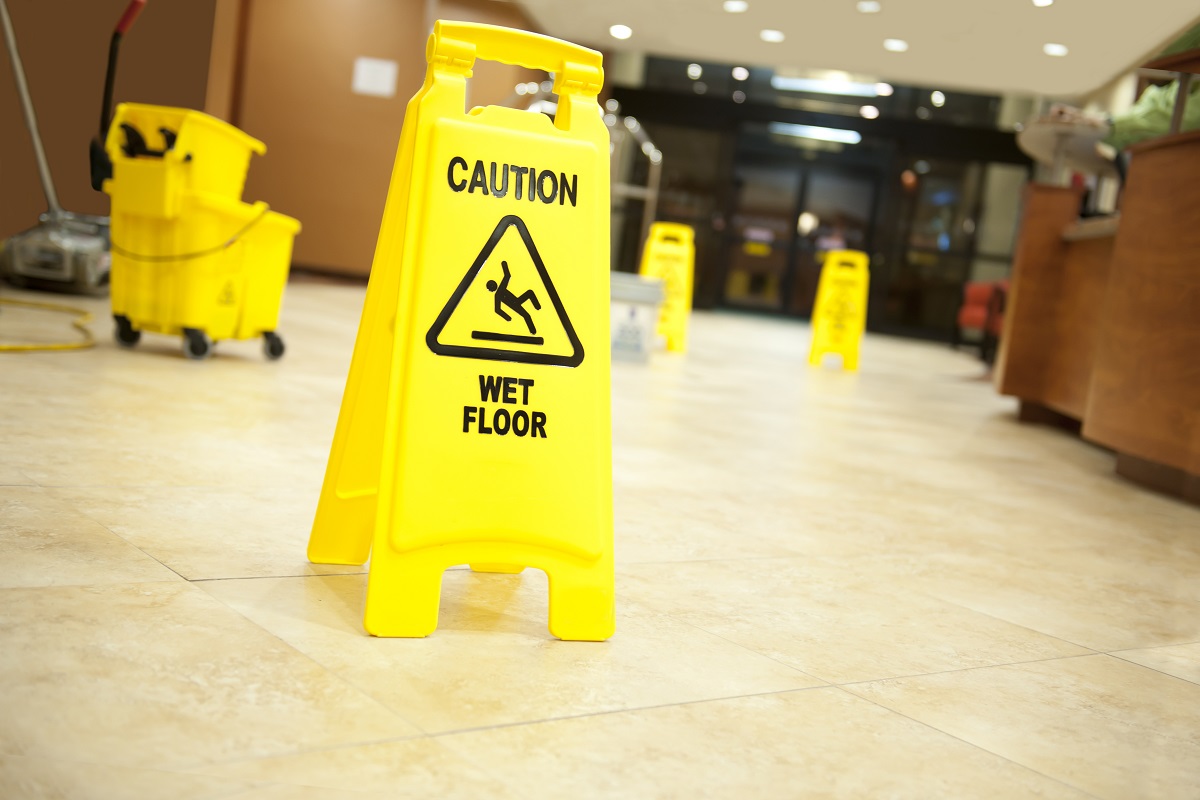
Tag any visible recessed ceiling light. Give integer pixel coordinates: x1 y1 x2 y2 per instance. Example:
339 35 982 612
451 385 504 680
860 105 880 119
930 90 945 107
732 90 746 103
857 1 882 12
732 66 750 81
875 82 894 96
609 24 632 40
760 29 785 43
694 82 708 94
687 63 703 80
1032 0 1053 6
883 38 908 52
1043 42 1068 56
723 0 749 11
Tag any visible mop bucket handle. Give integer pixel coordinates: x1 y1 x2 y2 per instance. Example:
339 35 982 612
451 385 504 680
115 0 146 35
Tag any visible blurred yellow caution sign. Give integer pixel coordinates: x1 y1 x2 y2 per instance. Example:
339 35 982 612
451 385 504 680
638 222 695 353
808 250 869 371
306 21 614 641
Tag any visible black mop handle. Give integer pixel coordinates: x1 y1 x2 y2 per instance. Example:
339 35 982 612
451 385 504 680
100 0 147 140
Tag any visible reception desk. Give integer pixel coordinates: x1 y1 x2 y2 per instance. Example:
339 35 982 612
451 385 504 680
995 131 1200 503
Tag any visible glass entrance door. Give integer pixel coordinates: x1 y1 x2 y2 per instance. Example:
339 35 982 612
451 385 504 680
788 168 878 316
722 160 801 310
722 159 878 318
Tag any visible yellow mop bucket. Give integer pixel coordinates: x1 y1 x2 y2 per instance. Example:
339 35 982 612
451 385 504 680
639 222 695 353
306 21 614 640
105 103 265 211
103 103 299 360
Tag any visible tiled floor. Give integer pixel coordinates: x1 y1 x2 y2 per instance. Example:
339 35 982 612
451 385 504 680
1 280 1198 798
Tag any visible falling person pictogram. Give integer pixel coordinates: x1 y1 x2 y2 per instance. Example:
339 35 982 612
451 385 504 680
486 261 542 334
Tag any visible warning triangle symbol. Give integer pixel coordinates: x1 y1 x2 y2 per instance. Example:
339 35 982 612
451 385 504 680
426 215 585 367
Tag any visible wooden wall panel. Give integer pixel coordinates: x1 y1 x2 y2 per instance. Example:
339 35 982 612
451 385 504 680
235 0 429 276
235 0 542 276
0 0 217 237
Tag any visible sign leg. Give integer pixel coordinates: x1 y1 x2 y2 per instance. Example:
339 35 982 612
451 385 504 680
547 559 615 642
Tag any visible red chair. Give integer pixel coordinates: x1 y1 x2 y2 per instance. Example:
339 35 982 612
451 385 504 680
954 280 1007 363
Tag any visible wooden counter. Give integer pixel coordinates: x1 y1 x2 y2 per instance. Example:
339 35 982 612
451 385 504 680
994 185 1113 422
1082 130 1200 486
996 142 1200 502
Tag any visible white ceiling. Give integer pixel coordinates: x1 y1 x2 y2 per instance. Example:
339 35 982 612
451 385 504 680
515 0 1200 97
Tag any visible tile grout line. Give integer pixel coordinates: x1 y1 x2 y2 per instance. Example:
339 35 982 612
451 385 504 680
923 592 1106 655
423 683 837 741
1104 652 1200 688
666 613 830 683
1104 641 1200 653
187 580 437 744
189 572 367 582
52 500 194 585
655 605 1104 689
833 683 1107 800
833 651 1100 689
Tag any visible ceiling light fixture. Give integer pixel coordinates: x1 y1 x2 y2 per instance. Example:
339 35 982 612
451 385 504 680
1032 0 1053 6
860 105 880 119
771 76 886 97
930 90 945 107
760 29 785 43
883 38 908 52
732 90 746 103
732 66 750 81
1043 42 1068 56
609 24 632 40
687 63 703 79
768 122 862 144
724 0 749 11
857 1 882 12
875 82 894 96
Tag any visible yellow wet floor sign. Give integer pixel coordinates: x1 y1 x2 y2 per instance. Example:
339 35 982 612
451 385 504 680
307 21 613 641
808 250 869 371
638 222 695 353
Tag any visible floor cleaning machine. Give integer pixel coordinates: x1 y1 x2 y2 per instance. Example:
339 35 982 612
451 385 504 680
0 0 112 295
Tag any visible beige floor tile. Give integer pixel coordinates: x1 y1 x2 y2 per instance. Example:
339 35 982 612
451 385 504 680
0 486 180 588
621 557 1091 684
4 282 1198 794
199 571 820 734
848 654 1200 800
195 738 515 798
891 546 1200 652
0 465 34 486
1113 642 1200 685
216 785 438 800
438 687 1092 799
614 482 813 564
49 486 363 580
0 755 258 800
0 581 419 770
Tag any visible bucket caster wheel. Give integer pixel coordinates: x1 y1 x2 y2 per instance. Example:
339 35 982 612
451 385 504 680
114 314 140 348
182 328 212 360
262 331 285 360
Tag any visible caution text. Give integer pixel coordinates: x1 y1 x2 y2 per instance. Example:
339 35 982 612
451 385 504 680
448 157 578 207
